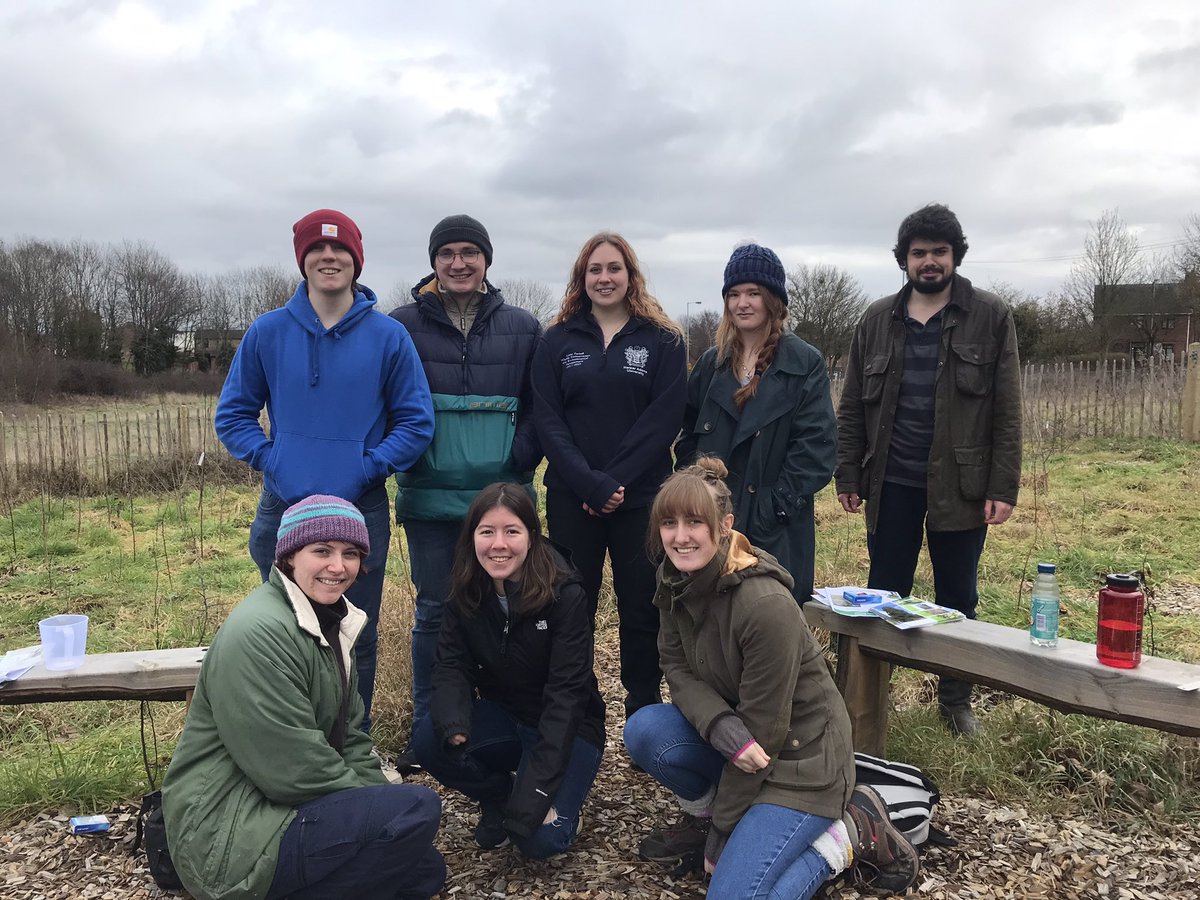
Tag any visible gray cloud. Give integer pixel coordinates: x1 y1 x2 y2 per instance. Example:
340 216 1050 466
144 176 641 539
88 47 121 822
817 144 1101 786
1010 101 1124 129
2 1 1199 312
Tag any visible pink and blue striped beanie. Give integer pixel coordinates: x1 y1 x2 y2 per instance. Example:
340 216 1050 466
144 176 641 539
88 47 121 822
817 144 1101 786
275 495 370 565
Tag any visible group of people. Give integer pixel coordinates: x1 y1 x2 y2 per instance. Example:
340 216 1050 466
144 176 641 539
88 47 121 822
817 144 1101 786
159 202 1021 900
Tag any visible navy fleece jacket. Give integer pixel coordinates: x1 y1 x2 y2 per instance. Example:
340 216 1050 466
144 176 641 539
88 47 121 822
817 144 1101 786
215 282 434 504
532 314 686 511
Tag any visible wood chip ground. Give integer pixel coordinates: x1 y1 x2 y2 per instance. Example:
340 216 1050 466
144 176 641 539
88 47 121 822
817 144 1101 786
3 641 1197 899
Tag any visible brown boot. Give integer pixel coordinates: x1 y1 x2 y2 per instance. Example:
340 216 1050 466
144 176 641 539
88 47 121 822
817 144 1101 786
845 785 920 895
638 813 710 863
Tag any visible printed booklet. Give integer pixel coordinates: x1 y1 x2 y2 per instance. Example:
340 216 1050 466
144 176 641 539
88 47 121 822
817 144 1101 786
811 587 965 629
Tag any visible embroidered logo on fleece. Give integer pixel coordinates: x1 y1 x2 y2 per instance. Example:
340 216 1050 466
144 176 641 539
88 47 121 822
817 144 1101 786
321 224 339 237
535 620 548 630
623 345 649 375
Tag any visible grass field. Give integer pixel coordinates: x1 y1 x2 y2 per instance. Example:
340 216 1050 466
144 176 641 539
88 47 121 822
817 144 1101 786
1 436 1199 825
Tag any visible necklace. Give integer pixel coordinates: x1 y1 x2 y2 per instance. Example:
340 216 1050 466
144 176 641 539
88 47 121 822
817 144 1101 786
739 345 763 378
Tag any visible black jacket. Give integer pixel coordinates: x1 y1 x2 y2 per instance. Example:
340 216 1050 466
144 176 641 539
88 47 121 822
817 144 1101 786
532 313 686 511
430 548 606 837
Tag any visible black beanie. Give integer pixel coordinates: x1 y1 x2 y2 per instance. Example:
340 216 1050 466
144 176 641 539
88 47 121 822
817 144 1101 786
428 214 493 267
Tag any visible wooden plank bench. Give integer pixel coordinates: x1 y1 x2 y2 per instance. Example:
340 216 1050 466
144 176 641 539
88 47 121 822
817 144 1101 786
804 603 1200 756
0 647 206 705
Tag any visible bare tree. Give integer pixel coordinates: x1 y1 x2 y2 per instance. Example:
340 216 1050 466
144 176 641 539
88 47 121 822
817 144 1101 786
1175 213 1200 279
496 278 559 324
1062 208 1144 353
110 241 197 374
234 265 295 328
786 263 869 370
382 277 418 314
686 308 722 364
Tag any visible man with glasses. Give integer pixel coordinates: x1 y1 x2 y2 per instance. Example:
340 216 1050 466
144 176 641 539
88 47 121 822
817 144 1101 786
390 215 543 770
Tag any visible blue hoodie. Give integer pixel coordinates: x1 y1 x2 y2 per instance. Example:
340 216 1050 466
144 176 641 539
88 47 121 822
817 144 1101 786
215 282 434 505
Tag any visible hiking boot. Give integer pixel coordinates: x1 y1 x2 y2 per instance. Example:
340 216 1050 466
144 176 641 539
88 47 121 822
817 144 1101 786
638 813 710 863
845 785 920 895
474 802 510 849
938 702 981 737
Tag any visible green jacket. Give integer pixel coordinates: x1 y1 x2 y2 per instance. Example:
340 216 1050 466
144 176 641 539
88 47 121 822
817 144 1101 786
675 333 836 601
655 533 855 849
162 569 386 900
835 275 1022 532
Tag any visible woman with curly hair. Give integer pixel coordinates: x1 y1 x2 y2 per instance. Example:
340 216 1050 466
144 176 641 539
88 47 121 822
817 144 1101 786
675 243 836 603
532 232 687 717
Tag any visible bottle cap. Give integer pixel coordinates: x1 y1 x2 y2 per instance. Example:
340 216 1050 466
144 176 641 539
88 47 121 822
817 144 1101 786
1037 562 1055 574
1106 573 1139 589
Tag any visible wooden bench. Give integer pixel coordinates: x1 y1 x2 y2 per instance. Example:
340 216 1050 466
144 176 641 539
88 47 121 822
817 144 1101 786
804 603 1200 756
0 647 206 706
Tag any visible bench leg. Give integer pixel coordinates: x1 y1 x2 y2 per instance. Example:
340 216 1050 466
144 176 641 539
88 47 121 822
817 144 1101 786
185 689 193 710
834 634 889 756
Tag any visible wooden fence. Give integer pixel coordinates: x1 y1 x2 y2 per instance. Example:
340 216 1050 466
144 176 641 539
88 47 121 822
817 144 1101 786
1 354 1196 492
0 404 238 492
826 356 1189 444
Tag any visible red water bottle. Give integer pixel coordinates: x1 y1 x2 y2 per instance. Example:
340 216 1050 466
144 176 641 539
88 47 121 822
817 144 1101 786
1096 573 1144 668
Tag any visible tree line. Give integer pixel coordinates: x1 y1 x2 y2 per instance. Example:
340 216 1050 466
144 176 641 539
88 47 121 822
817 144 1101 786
3 209 1199 399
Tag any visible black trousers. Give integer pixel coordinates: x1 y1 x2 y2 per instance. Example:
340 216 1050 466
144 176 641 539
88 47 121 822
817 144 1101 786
546 489 662 715
866 481 988 708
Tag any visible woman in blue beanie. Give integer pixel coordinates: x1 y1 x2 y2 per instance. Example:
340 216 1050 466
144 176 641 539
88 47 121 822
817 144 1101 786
162 495 444 900
675 243 836 603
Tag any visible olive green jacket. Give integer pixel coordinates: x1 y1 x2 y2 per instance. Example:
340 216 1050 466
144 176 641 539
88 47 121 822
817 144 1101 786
162 569 385 900
655 533 855 846
835 275 1022 532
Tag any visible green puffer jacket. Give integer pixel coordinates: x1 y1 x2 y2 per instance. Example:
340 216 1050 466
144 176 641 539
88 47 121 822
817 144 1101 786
162 569 386 900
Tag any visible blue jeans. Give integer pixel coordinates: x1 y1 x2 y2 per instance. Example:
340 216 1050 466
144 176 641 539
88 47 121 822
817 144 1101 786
266 783 445 900
249 485 392 730
625 704 833 900
412 699 603 859
401 518 462 730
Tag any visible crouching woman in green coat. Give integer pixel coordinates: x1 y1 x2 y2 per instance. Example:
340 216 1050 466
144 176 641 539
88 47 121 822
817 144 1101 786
162 495 445 900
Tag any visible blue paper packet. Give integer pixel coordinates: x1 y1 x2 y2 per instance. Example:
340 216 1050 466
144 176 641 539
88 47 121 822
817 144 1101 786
69 815 110 834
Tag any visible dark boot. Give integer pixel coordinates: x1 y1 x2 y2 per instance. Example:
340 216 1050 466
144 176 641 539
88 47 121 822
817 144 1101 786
844 785 920 895
937 676 980 736
474 801 510 849
638 813 710 863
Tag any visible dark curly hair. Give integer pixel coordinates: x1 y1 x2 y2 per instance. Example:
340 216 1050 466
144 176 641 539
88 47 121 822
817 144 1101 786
892 204 969 268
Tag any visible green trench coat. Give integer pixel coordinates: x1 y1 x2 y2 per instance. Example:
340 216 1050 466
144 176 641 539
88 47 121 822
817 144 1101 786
675 334 836 602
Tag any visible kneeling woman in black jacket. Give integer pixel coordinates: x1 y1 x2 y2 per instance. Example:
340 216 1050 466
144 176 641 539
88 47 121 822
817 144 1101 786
413 483 606 857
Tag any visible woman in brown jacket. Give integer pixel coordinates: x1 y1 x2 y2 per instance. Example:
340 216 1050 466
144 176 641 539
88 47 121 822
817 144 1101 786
623 458 919 897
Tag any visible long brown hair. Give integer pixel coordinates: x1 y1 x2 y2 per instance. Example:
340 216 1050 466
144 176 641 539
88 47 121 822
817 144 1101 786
553 232 682 338
714 286 788 409
448 483 559 617
647 456 735 560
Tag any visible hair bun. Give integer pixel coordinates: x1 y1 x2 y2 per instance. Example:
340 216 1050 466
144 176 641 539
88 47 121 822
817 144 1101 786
694 455 729 480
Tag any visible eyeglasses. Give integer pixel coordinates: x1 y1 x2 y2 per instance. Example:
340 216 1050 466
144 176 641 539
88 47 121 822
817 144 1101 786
435 248 482 263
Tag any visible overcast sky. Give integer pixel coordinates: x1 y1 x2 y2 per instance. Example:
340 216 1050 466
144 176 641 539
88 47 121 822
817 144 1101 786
3 0 1199 317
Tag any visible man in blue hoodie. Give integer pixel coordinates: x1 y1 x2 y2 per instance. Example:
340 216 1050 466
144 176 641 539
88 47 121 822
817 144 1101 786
215 209 434 728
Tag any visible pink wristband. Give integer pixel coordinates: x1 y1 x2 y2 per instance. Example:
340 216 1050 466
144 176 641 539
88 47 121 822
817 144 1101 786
732 739 756 760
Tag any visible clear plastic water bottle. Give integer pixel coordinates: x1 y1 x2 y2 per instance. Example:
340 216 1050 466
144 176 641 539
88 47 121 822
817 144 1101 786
1030 562 1060 647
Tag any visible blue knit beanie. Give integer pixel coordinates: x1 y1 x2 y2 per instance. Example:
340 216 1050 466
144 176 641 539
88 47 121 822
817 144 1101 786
275 495 370 565
722 243 787 301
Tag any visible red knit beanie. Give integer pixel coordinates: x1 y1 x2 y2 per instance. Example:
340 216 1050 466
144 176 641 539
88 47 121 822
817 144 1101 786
293 209 364 279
